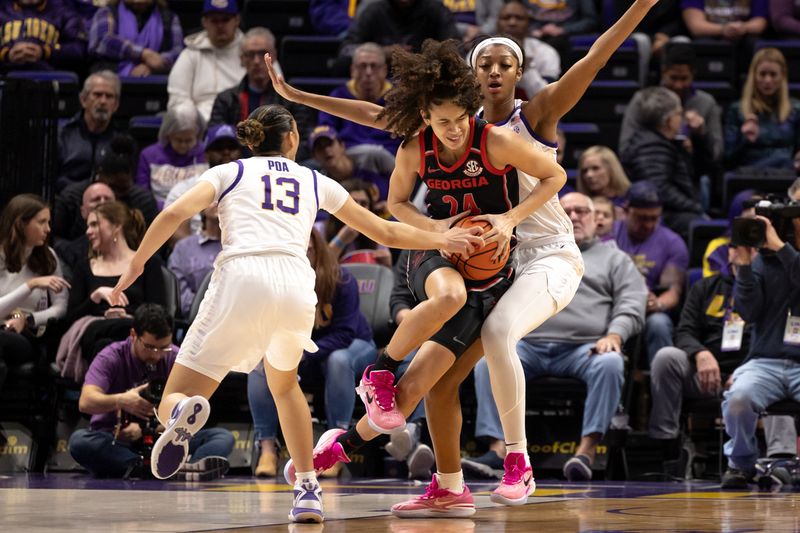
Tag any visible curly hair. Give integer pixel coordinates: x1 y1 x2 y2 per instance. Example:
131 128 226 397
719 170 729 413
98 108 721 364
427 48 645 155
378 39 481 143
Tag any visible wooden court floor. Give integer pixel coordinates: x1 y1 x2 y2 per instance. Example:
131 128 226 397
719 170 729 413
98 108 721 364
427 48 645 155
1 474 798 532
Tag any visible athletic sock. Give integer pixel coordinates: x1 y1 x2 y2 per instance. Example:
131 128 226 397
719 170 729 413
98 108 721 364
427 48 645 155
372 348 402 376
506 440 529 466
337 427 367 455
295 470 318 486
436 471 465 494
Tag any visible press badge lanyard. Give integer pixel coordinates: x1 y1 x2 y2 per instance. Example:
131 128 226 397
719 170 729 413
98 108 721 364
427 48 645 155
784 309 800 346
721 293 744 352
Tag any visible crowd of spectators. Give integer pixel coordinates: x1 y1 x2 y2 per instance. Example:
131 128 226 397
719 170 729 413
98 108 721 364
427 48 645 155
1 0 800 487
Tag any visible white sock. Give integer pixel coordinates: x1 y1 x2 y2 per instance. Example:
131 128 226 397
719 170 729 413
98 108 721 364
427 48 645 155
295 470 318 486
436 471 464 494
506 441 530 466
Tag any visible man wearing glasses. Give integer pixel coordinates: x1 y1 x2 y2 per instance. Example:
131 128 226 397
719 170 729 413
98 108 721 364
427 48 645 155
208 26 315 161
69 304 234 479
463 192 646 483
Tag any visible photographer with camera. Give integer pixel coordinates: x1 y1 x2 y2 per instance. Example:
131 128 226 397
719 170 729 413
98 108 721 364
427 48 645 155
721 202 800 488
69 304 234 478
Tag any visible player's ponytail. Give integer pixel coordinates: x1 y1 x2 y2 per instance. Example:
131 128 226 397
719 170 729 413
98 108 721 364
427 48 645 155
236 104 295 156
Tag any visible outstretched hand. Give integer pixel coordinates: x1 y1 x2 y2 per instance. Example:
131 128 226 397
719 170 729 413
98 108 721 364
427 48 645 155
442 226 484 257
264 53 301 103
110 263 144 307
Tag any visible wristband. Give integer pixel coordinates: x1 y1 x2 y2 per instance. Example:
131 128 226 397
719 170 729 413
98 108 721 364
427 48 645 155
330 236 345 249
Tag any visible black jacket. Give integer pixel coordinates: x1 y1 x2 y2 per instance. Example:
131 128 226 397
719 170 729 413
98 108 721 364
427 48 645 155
208 76 316 161
56 113 120 191
621 129 704 216
675 273 751 374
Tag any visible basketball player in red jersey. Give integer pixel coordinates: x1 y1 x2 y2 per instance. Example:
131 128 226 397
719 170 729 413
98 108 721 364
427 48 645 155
280 40 566 516
268 0 659 512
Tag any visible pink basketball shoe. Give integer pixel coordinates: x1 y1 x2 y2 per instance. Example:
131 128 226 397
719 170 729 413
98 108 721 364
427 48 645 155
356 365 406 434
391 475 476 518
490 452 536 505
283 428 351 485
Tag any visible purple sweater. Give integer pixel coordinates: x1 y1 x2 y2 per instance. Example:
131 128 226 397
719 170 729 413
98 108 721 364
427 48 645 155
0 0 86 68
136 142 208 209
770 0 800 36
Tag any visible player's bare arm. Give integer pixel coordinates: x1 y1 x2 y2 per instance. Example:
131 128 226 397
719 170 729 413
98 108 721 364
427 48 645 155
264 53 390 131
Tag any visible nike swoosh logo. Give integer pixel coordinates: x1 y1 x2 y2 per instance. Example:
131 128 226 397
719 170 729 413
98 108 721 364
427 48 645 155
452 336 466 346
365 392 374 404
427 167 441 174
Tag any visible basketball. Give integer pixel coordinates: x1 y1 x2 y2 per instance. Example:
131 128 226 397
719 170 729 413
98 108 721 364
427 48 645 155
449 216 510 281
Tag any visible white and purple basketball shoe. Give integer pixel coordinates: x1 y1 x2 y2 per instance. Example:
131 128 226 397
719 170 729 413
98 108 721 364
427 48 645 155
289 479 324 523
151 395 210 479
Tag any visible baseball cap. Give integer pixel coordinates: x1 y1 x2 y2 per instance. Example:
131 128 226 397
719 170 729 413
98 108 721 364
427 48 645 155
308 125 338 149
203 0 238 16
626 180 662 208
205 124 239 150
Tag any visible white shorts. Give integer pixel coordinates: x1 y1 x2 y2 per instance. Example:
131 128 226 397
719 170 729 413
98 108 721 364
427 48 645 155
514 239 584 312
176 254 318 381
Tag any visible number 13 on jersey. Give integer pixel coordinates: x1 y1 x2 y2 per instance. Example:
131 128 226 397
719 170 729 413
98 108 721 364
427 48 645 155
262 174 300 214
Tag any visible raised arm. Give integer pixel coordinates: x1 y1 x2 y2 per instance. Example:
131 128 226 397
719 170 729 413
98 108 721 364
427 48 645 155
111 182 215 304
264 53 390 131
525 0 658 126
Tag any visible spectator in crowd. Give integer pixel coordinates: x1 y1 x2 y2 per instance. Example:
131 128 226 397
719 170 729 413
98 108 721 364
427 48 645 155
493 0 561 99
209 27 313 161
724 48 800 171
613 181 689 365
163 124 243 240
463 192 646 481
69 303 234 478
246 229 377 477
0 194 70 397
310 125 393 202
88 0 183 76
592 195 616 240
650 244 797 479
702 190 759 278
309 0 354 36
621 87 705 240
60 201 166 372
790 177 800 200
167 0 244 121
721 213 800 488
681 0 767 41
56 70 122 191
770 0 800 37
318 43 401 156
168 204 221 317
136 102 207 209
339 0 460 61
54 182 116 268
55 135 159 244
326 179 393 267
577 146 631 213
620 42 723 179
0 0 85 72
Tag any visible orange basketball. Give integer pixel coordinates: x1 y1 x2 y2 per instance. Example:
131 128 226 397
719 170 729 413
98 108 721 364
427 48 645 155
449 216 510 281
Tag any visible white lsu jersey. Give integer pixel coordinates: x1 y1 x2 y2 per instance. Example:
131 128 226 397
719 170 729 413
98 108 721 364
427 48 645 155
488 100 574 248
200 157 349 264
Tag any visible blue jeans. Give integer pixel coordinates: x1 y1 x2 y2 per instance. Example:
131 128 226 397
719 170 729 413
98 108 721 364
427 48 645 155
69 427 235 478
645 312 674 366
248 338 425 439
722 358 800 471
475 341 624 440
